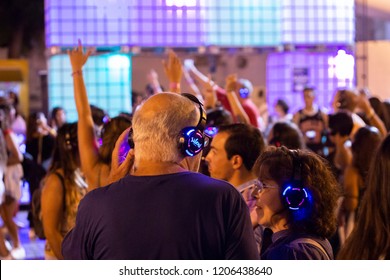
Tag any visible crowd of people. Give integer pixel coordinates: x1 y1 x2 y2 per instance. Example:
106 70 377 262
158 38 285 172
1 40 390 260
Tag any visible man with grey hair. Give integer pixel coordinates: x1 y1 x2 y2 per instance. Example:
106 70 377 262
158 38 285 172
62 92 258 260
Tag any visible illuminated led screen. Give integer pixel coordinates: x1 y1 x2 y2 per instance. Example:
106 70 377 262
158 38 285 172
45 0 354 47
48 53 132 121
266 51 355 115
45 0 281 47
281 0 354 45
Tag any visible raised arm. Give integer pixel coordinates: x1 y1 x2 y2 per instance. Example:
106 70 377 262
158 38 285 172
357 93 387 137
202 76 219 109
182 65 204 102
225 74 250 124
146 69 163 94
185 59 218 90
68 40 102 189
0 107 22 165
2 117 23 165
162 50 182 93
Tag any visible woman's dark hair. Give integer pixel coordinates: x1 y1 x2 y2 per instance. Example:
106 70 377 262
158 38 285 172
50 107 64 125
276 99 289 114
99 116 131 165
206 107 233 127
382 100 390 131
26 112 45 142
369 97 390 131
352 126 382 185
49 122 79 185
0 99 11 129
338 134 390 259
90 105 108 126
7 91 22 117
269 121 305 150
254 146 339 238
328 110 353 136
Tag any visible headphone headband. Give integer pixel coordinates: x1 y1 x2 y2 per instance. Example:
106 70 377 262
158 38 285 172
281 149 308 211
290 150 302 182
181 93 206 131
178 93 207 157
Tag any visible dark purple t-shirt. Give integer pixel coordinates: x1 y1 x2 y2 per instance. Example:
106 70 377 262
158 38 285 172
62 172 259 260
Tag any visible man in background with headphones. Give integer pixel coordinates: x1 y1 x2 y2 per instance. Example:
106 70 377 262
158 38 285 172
62 92 258 260
205 123 266 253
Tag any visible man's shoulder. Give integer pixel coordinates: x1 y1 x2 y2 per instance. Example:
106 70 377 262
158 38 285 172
161 172 240 196
83 172 239 203
82 182 113 203
176 172 237 190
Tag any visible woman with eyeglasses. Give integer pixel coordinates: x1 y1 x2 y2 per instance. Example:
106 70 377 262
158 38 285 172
252 146 340 259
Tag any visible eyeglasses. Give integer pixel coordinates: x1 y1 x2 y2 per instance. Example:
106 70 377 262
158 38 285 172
251 180 280 197
203 134 211 148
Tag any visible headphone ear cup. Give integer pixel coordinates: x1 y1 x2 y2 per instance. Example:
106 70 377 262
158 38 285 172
281 180 308 211
178 127 205 157
239 88 250 98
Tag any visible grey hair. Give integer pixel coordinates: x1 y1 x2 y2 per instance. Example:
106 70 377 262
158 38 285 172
132 93 199 164
238 78 253 94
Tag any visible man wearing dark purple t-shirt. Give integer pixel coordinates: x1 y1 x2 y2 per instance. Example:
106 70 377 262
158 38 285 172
62 93 258 260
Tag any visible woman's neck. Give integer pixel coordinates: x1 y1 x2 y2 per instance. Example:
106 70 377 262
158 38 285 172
304 104 318 113
270 218 289 233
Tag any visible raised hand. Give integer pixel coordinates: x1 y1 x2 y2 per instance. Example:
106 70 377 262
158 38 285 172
225 74 238 93
356 89 373 114
67 39 93 72
147 69 162 94
108 127 135 183
203 75 217 109
147 69 159 84
162 50 182 84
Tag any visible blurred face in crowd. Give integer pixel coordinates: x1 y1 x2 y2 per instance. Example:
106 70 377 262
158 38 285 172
205 132 234 182
303 89 315 108
35 112 49 134
274 104 285 118
55 109 66 128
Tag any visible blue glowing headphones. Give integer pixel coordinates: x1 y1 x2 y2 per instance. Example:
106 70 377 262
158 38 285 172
239 87 250 99
178 93 207 157
281 150 308 211
204 126 218 138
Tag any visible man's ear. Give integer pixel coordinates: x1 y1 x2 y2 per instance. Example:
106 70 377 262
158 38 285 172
231 155 243 170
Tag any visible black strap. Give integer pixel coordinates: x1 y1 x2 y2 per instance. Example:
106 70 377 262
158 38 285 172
53 171 66 212
260 228 274 255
